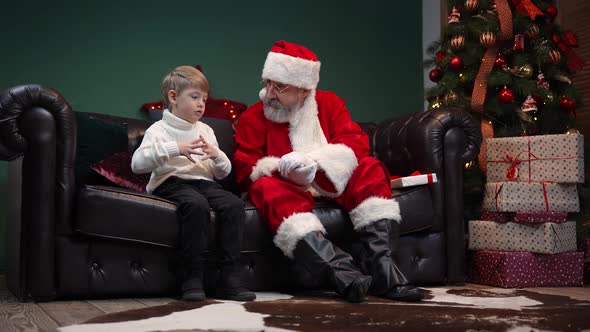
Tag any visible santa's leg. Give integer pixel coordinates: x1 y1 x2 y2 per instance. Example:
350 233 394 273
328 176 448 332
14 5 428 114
337 157 425 302
249 176 372 303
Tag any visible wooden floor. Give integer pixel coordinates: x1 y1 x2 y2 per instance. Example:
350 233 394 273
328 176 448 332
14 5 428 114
1 274 589 332
0 276 176 331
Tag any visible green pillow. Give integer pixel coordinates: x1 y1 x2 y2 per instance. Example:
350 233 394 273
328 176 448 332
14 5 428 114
75 112 128 185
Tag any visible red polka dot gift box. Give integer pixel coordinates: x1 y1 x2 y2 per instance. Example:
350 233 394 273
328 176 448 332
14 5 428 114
468 250 584 288
479 211 568 224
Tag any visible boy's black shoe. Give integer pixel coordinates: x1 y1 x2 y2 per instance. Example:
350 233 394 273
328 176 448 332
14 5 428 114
181 277 206 302
384 285 425 302
215 265 256 301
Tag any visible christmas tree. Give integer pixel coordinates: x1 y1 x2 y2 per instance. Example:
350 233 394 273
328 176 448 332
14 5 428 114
424 0 588 238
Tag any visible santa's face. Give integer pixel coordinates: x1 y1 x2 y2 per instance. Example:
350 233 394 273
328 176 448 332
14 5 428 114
259 81 310 123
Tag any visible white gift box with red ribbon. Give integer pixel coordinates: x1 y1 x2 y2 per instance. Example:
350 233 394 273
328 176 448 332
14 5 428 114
390 172 437 189
486 133 584 183
482 181 579 212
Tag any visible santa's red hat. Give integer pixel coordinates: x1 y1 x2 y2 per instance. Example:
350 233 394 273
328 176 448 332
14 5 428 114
262 40 321 90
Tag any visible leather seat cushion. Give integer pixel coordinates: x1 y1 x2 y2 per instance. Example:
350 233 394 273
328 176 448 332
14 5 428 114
75 183 433 251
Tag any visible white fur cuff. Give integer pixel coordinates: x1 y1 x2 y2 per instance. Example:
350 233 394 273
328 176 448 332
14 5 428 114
250 156 280 183
349 197 401 230
273 212 326 258
308 144 358 197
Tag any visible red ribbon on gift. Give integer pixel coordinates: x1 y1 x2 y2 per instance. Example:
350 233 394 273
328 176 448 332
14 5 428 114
509 0 544 20
503 151 523 181
390 171 436 183
553 31 586 71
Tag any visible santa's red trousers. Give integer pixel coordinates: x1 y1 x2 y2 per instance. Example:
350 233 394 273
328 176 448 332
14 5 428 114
249 157 392 234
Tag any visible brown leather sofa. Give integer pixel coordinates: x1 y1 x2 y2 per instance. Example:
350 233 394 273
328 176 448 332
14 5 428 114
0 85 482 301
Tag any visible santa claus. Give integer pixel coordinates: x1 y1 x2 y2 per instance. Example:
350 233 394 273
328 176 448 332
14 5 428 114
234 40 424 303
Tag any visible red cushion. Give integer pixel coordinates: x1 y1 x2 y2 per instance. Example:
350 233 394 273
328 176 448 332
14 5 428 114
91 152 150 193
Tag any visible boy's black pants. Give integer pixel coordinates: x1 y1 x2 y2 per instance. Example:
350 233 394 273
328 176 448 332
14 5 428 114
153 177 245 280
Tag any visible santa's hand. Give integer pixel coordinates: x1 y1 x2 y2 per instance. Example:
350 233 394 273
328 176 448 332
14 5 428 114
279 152 317 185
279 152 311 177
287 162 318 186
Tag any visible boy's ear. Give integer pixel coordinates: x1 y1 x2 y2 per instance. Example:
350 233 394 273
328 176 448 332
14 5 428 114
167 90 177 105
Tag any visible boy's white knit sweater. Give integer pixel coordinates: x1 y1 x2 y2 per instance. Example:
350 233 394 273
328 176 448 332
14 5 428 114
131 110 231 193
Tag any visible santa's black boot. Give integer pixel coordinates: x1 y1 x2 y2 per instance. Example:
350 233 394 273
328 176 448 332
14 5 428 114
357 219 425 302
292 231 372 303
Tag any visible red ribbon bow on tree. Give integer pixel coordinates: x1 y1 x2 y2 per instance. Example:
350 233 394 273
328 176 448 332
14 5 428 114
509 0 544 20
552 31 586 71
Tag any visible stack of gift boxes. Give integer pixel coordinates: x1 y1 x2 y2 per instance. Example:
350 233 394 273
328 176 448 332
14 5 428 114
468 133 586 287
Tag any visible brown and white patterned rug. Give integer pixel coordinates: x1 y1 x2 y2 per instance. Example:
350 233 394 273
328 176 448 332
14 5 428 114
58 287 590 332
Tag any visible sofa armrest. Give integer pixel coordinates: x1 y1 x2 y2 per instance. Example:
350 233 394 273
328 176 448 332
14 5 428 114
0 84 76 301
373 108 482 284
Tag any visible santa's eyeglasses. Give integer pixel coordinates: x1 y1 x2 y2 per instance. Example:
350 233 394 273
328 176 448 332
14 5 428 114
260 80 290 94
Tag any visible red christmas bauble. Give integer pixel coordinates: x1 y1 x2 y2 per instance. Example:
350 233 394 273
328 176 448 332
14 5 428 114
429 68 443 82
560 97 576 114
494 56 507 69
545 6 558 20
435 50 447 65
551 33 561 44
498 88 515 104
449 56 464 71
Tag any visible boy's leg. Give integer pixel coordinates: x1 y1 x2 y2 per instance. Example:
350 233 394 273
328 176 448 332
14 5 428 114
197 180 255 301
153 177 210 301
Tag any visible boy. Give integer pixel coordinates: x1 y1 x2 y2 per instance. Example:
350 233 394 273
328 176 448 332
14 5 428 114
132 66 255 302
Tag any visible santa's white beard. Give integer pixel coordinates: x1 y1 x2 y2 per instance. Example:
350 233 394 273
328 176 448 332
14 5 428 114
259 88 294 123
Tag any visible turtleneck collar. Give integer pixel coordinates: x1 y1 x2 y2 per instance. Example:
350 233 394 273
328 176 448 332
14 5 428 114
162 109 195 130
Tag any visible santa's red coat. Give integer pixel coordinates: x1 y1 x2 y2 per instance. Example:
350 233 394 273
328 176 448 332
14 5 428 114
234 90 398 253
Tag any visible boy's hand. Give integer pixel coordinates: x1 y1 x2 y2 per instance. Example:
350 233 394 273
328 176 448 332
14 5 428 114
194 135 219 161
177 140 201 163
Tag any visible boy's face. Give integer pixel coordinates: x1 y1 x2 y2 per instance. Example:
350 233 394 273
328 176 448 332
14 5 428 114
168 87 207 123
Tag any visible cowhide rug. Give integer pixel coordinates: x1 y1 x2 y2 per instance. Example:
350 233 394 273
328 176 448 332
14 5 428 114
58 287 590 332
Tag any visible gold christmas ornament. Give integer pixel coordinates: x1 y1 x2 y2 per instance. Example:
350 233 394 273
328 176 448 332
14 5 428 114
514 64 534 78
565 128 580 135
480 32 496 47
525 24 539 39
451 35 465 50
464 0 479 11
464 160 474 170
548 49 561 64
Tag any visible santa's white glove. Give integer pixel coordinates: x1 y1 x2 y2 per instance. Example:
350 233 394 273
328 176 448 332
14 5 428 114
279 152 318 186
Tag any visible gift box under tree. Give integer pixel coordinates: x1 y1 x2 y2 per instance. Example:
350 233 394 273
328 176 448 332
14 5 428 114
468 250 584 288
486 134 584 183
468 220 577 254
482 182 579 212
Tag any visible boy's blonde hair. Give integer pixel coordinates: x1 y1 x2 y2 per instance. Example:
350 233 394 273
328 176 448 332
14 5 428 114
161 66 210 109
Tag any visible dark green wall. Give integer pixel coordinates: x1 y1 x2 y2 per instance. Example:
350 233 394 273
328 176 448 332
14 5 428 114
0 1 423 272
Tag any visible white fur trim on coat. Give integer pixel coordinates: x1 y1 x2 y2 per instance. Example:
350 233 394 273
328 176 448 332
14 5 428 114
250 156 280 183
308 144 358 197
288 90 328 153
262 52 321 90
273 212 326 259
349 196 401 230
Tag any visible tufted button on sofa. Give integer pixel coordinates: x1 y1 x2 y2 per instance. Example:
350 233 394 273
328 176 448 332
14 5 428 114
0 85 481 301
